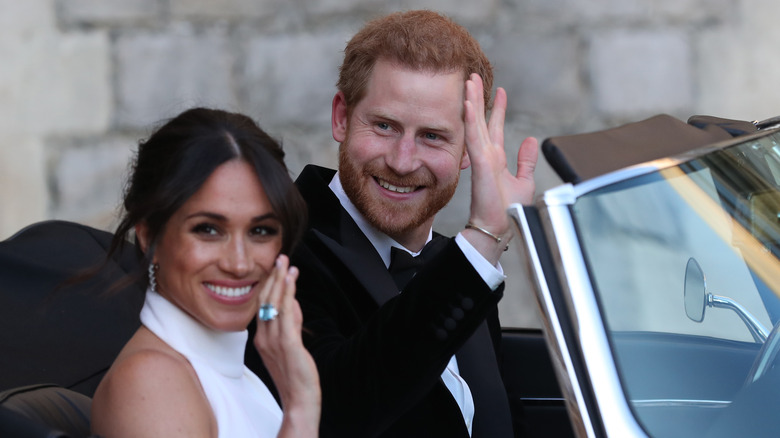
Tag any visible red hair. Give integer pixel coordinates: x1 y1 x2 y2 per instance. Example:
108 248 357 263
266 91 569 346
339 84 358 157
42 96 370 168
337 10 494 113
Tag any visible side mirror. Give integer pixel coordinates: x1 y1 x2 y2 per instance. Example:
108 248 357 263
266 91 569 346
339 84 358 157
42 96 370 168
684 257 706 322
683 257 768 342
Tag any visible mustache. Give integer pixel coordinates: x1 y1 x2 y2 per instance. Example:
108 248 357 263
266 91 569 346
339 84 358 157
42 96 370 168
365 165 436 188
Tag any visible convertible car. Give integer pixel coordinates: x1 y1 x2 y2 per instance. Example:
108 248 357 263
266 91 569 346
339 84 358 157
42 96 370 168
507 113 780 437
2 113 779 437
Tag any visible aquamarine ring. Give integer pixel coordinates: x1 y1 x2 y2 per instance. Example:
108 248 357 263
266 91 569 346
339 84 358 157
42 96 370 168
259 303 279 321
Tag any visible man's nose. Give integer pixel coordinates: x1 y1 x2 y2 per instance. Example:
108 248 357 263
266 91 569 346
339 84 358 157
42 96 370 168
385 134 418 175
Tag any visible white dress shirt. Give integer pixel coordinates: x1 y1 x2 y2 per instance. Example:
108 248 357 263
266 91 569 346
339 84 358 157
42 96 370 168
329 172 505 435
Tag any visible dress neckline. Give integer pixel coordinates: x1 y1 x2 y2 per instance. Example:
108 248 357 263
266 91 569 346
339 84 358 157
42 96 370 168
140 289 248 379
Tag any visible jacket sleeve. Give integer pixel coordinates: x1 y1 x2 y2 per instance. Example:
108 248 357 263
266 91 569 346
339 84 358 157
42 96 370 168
293 237 503 436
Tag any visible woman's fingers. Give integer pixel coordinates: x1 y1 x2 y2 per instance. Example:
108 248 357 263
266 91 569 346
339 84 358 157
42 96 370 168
257 255 289 324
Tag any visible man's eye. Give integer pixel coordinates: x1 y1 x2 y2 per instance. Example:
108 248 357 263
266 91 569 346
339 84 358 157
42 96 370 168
424 132 439 141
377 122 390 130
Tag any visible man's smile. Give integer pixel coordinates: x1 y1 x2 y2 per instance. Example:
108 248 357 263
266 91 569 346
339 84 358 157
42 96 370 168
376 177 418 194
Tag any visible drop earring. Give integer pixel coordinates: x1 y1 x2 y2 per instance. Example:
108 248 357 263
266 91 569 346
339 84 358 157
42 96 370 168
148 262 159 293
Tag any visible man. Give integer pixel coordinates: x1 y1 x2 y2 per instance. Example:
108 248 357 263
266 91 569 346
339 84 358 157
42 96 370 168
254 10 538 437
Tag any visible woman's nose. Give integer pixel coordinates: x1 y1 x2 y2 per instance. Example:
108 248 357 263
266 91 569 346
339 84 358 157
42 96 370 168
221 238 252 276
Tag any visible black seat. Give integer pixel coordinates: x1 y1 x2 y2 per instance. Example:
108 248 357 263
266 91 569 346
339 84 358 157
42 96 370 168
0 384 92 438
0 221 144 436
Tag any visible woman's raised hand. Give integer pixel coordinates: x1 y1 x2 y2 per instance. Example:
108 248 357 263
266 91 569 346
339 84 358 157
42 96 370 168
254 254 321 437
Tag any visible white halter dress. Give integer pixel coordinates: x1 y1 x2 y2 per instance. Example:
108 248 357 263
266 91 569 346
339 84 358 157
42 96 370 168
140 290 283 437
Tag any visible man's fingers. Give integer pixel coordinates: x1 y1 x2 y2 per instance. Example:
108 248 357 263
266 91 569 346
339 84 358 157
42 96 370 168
488 87 507 148
516 136 539 181
467 73 486 117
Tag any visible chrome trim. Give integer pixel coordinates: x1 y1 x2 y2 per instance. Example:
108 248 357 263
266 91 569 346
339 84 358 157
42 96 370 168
509 204 596 438
540 201 648 437
542 161 680 207
631 399 730 409
521 397 567 402
708 294 769 343
755 115 780 130
542 183 578 207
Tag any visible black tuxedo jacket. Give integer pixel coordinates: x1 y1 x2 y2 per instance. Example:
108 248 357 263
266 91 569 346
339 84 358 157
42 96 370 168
250 165 514 437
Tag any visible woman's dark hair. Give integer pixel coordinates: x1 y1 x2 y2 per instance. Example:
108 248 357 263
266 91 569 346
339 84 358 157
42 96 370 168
109 107 307 289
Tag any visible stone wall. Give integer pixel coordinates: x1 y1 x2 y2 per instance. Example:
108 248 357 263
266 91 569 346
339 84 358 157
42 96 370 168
2 0 780 327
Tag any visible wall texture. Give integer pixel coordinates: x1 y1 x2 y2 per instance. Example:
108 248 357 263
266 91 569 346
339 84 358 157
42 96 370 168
2 0 779 326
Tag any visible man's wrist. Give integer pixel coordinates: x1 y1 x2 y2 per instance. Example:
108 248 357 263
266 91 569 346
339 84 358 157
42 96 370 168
465 222 504 245
455 233 506 290
461 222 510 266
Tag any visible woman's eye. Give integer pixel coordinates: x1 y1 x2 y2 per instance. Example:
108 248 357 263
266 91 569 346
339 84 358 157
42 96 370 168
251 226 280 237
192 223 218 236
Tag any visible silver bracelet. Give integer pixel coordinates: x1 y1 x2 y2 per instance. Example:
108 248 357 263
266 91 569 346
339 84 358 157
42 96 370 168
464 222 502 243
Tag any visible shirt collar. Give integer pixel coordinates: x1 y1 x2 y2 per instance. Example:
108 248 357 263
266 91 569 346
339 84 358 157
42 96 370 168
329 171 432 268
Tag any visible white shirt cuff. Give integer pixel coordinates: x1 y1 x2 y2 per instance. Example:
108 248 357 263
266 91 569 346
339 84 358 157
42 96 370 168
454 233 506 291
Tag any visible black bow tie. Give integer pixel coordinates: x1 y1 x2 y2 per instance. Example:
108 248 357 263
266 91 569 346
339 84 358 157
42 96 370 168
388 236 446 290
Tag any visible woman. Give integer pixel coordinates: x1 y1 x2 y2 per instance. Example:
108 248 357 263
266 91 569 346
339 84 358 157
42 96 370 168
91 108 320 437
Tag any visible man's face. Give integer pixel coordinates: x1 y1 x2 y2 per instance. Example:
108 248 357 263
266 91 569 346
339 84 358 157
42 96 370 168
333 59 470 247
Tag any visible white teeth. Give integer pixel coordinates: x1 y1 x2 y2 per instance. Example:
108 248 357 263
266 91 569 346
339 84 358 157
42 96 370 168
206 283 252 298
378 179 414 193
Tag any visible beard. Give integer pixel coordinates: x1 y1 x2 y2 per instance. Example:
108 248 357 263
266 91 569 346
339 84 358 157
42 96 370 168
338 138 459 240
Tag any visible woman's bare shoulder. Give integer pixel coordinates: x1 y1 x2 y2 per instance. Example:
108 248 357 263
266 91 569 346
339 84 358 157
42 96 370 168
91 327 216 438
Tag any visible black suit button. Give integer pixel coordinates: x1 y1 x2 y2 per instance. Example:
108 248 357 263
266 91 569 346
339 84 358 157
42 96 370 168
443 317 456 331
434 328 448 341
451 308 464 321
460 297 474 310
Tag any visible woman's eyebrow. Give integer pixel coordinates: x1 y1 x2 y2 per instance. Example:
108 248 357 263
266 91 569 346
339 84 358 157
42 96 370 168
185 211 279 222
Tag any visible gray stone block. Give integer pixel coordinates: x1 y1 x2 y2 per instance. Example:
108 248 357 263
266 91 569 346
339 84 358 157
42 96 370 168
489 32 586 127
0 135 48 239
49 136 135 230
590 29 693 116
115 26 238 129
299 0 387 16
571 0 731 24
56 0 163 27
396 0 499 23
275 127 340 178
170 0 279 20
0 30 111 136
0 0 56 34
241 31 345 128
695 5 780 120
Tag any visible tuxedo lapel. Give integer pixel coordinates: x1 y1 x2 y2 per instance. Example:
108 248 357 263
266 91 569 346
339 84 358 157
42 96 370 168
297 165 399 306
313 227 399 306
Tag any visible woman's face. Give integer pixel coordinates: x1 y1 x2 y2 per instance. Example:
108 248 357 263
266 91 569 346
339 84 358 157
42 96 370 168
145 159 283 332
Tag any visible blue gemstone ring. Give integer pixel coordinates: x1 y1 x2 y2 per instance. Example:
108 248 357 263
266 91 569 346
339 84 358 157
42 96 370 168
259 303 279 321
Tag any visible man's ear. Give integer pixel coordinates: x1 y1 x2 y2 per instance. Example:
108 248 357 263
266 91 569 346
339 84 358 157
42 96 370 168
460 149 471 170
135 222 151 256
332 91 348 143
